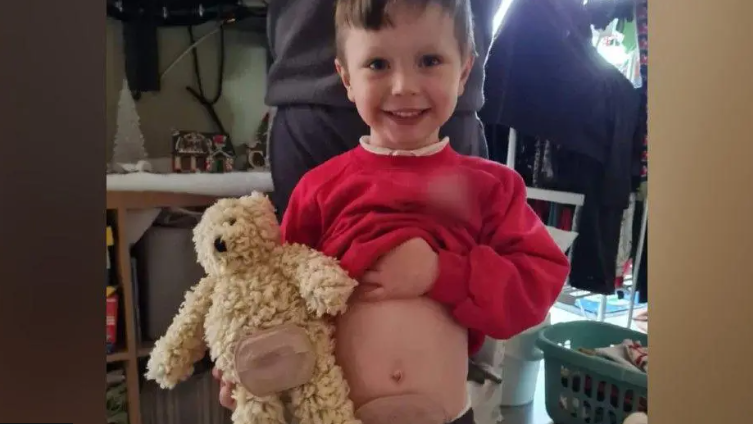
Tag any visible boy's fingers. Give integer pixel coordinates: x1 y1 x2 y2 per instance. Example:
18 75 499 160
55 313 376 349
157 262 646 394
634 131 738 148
359 288 387 302
211 366 223 381
214 366 237 410
218 384 236 410
359 271 383 285
352 285 386 302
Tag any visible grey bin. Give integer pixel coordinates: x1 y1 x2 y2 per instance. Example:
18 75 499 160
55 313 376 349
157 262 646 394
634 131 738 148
141 370 231 424
141 225 206 342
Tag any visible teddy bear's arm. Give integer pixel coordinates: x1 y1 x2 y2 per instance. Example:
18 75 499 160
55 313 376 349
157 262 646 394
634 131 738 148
281 243 358 317
145 275 216 389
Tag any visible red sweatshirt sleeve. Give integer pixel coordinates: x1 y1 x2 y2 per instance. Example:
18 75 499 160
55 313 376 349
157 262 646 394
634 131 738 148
280 179 322 248
427 169 570 341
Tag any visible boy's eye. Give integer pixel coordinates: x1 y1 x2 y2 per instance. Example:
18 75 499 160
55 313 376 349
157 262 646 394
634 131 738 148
367 58 388 71
419 55 442 67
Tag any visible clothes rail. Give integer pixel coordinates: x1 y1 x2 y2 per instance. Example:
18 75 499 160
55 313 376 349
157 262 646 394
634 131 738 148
506 128 646 326
625 198 647 325
506 128 609 321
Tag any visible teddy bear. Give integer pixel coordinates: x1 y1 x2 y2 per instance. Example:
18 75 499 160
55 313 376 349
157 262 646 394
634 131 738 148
145 192 361 424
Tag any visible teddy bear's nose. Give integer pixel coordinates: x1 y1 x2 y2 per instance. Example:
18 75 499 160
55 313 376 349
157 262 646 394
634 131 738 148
214 237 227 253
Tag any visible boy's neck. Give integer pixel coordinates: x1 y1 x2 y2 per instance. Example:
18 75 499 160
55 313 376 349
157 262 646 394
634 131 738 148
360 136 450 157
366 131 442 152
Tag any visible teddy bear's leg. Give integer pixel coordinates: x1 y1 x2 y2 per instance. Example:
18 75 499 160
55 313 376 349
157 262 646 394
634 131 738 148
232 385 287 424
288 322 360 424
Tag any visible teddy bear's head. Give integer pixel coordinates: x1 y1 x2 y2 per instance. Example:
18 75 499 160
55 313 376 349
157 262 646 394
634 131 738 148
193 192 280 275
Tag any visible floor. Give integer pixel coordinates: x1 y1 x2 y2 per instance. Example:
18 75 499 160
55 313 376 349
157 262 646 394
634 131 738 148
496 304 648 424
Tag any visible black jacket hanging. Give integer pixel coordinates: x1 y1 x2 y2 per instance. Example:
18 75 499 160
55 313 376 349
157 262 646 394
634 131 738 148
479 0 642 294
480 0 641 208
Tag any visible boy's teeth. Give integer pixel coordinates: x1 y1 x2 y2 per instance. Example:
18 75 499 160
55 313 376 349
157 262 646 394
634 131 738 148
392 110 421 117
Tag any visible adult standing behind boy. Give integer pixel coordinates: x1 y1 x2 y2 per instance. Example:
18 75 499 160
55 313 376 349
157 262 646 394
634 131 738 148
263 0 502 218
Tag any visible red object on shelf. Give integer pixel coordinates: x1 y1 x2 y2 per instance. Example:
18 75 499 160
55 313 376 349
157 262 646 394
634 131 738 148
106 291 119 351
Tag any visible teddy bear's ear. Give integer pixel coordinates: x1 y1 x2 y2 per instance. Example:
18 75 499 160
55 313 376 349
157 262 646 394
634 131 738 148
240 191 264 202
240 191 276 213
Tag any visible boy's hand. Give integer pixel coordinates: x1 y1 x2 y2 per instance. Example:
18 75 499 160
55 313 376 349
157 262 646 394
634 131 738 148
354 238 439 302
212 367 236 411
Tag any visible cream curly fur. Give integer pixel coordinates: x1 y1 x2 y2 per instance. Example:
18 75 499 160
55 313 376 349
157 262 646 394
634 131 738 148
145 192 361 424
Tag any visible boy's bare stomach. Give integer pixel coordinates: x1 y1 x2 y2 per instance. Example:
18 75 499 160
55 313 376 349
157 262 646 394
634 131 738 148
335 297 469 420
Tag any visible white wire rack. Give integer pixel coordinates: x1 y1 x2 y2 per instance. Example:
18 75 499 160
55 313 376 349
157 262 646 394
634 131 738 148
506 128 646 326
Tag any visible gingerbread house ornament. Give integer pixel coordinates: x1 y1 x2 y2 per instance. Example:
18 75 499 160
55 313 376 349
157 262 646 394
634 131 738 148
246 110 271 170
171 130 236 173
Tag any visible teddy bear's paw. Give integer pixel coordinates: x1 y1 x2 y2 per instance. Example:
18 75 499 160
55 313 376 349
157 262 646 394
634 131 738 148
307 286 353 317
144 365 176 389
144 366 188 389
302 272 357 317
145 356 195 389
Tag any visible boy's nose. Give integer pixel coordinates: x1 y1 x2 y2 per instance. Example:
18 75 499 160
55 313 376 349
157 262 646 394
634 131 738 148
391 71 419 96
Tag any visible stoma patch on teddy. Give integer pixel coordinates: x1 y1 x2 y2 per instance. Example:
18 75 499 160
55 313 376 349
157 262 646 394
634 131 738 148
234 323 317 397
355 394 448 424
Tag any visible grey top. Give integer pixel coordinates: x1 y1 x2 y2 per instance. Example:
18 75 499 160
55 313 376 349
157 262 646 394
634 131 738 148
265 0 502 112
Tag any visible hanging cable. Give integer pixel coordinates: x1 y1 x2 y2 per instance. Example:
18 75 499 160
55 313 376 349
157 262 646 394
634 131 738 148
160 24 222 80
183 15 230 140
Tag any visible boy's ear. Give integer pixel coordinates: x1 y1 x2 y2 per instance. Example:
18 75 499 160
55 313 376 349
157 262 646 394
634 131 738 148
335 58 356 102
457 54 475 97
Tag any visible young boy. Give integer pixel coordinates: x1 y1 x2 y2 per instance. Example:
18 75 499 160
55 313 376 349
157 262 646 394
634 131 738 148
219 1 569 423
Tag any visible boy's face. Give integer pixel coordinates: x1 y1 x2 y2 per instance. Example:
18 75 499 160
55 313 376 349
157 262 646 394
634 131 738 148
335 4 473 150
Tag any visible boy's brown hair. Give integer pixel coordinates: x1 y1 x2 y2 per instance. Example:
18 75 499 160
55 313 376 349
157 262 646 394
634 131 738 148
334 0 476 61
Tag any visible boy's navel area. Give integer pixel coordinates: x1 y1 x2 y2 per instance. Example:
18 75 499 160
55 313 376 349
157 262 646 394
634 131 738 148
334 297 470 421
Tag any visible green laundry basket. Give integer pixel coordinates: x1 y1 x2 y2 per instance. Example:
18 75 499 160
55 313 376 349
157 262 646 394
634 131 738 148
535 321 648 424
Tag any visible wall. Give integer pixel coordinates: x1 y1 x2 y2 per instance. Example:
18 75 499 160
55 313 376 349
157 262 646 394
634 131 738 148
105 18 268 162
651 0 753 422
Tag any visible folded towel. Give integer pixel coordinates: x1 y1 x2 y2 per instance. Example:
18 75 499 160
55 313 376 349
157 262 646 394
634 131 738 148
624 412 648 424
592 339 648 373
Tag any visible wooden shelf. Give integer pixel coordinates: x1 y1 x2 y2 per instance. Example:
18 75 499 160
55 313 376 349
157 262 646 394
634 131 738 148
105 344 153 362
106 189 250 424
106 189 273 424
111 205 143 424
106 350 129 363
137 342 154 358
107 190 222 210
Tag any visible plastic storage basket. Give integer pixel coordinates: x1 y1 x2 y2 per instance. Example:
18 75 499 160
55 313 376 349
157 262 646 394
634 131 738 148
536 321 647 424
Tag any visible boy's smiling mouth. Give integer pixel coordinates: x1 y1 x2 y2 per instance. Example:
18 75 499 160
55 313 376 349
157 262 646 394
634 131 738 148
383 108 429 123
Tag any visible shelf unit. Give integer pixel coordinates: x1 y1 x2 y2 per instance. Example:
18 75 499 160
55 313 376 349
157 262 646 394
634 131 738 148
106 190 225 424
